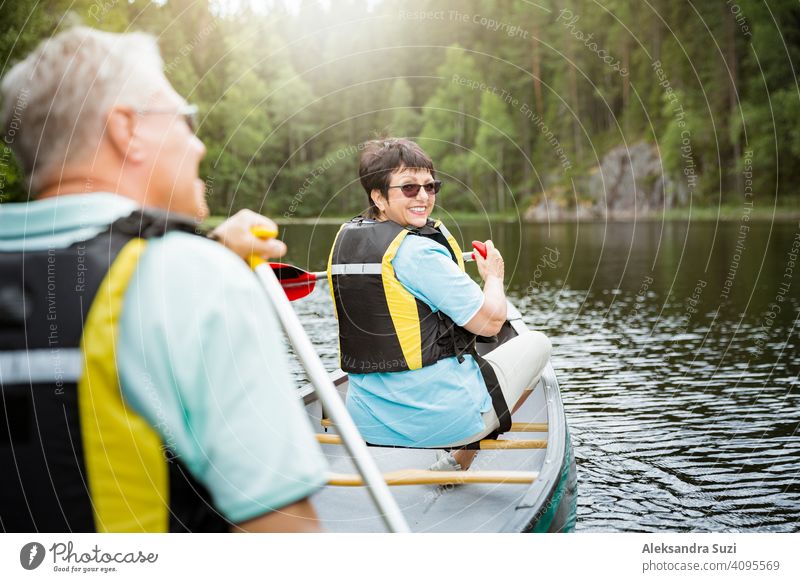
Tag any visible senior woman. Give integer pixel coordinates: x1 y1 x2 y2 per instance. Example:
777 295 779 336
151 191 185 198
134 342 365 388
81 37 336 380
327 138 551 470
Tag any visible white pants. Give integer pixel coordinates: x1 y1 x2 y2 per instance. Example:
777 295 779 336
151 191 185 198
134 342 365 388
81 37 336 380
447 330 552 447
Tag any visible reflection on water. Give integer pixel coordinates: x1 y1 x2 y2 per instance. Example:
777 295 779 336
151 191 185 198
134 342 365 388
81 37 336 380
280 219 800 532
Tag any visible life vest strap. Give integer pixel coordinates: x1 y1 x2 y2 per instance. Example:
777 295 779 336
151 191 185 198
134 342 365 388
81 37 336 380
471 346 513 435
329 263 383 275
0 348 82 384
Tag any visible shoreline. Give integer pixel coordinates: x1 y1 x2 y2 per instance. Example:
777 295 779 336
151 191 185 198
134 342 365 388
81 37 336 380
205 208 800 227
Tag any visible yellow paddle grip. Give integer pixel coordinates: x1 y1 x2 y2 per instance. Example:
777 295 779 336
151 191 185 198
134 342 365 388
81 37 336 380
248 226 279 269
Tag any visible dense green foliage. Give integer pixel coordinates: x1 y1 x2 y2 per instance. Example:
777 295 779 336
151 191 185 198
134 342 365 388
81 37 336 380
1 0 798 217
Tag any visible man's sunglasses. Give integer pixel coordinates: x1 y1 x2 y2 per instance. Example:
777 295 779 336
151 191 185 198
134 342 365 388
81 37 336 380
136 104 199 133
387 180 442 197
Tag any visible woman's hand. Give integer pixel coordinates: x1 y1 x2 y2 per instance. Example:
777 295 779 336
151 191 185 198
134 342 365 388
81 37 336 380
464 239 507 336
475 239 504 283
209 209 287 262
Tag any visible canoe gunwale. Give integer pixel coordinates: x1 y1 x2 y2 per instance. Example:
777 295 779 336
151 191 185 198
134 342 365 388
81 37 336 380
499 360 569 532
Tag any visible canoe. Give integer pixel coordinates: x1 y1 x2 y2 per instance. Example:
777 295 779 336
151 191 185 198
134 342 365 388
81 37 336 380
297 300 578 532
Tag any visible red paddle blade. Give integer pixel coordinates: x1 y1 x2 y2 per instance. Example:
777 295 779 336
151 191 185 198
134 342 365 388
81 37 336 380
471 240 487 260
269 263 317 301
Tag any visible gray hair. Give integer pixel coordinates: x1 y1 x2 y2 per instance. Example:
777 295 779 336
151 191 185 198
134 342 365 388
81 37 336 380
0 26 165 193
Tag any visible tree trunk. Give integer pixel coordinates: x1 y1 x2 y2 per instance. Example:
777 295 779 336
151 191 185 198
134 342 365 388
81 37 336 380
568 52 582 166
724 3 742 200
532 21 544 114
525 20 543 193
622 3 632 134
497 146 504 214
652 0 663 62
565 0 582 165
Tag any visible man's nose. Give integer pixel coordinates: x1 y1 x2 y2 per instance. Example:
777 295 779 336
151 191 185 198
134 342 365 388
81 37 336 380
194 135 206 159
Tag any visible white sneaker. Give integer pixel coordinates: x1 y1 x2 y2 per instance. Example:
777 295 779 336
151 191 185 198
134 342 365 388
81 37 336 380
428 450 462 471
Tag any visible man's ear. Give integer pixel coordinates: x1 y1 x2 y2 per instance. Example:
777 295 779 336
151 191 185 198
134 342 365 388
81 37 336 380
106 106 145 164
370 189 385 211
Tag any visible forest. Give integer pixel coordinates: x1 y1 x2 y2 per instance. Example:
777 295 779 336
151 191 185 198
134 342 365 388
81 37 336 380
1 0 799 219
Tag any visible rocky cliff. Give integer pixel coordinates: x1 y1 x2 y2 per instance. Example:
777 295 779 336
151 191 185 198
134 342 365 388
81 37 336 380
525 142 688 221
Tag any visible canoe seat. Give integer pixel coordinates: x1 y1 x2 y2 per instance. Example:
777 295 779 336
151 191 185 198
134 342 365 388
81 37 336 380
327 469 539 487
316 432 547 450
320 417 547 433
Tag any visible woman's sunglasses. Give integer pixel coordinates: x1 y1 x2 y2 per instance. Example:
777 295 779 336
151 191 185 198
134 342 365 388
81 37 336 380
387 180 442 197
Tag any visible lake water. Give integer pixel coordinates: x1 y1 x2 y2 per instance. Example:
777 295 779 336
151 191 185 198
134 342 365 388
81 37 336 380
279 219 800 532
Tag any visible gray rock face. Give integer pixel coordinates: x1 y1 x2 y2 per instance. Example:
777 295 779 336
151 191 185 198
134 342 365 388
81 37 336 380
525 142 688 221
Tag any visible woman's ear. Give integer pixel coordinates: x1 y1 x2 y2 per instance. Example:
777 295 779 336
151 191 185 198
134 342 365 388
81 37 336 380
370 189 386 213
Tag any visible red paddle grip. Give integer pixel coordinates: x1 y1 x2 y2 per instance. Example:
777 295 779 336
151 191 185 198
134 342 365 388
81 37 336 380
471 240 487 260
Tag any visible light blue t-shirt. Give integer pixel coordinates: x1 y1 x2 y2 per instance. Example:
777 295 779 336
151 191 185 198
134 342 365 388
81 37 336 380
346 232 492 447
0 193 328 523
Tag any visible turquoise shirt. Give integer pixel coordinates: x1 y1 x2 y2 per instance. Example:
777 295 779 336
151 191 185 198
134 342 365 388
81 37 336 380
0 194 328 523
346 232 492 447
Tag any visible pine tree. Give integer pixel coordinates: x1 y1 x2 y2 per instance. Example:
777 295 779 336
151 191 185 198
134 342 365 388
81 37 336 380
471 91 516 213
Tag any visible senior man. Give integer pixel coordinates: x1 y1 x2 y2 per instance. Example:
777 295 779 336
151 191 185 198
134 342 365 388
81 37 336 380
0 27 327 532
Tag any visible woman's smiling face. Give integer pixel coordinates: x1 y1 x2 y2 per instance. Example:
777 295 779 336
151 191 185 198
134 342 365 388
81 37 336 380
373 167 436 228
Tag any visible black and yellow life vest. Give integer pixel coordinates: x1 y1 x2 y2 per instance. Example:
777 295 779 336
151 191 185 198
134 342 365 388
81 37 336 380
0 210 228 532
327 217 512 436
327 217 476 373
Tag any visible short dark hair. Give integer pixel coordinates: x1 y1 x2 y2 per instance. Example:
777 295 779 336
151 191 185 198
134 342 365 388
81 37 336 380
358 138 435 219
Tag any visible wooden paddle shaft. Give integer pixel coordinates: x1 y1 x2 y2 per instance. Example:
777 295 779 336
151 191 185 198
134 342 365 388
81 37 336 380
255 264 410 533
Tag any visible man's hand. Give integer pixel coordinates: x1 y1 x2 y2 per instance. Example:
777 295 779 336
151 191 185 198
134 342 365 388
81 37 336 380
209 209 287 262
